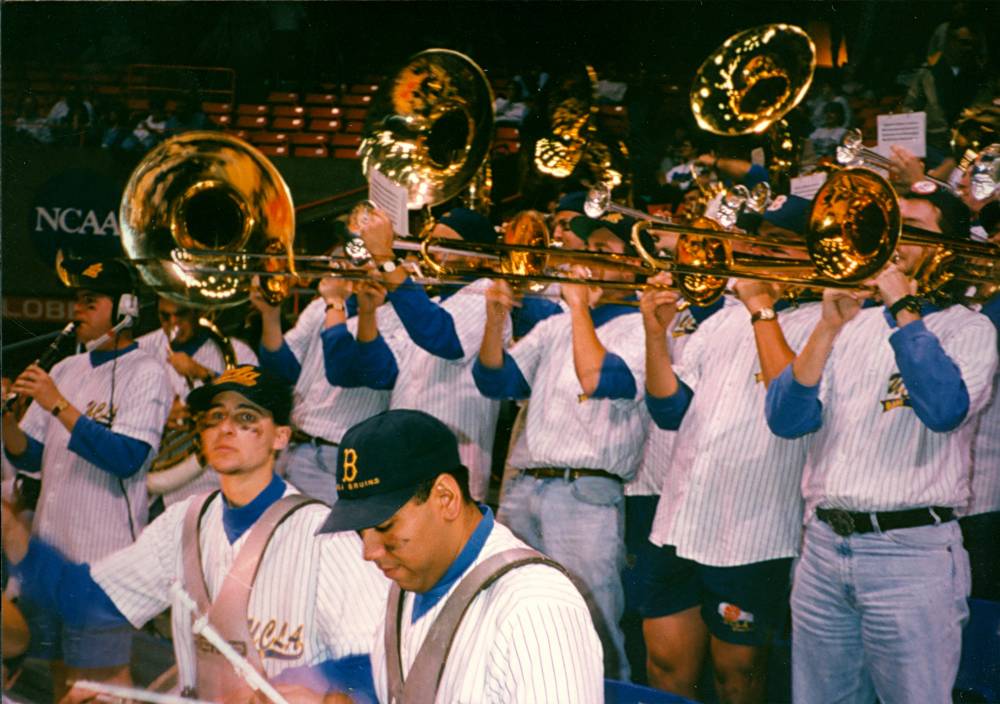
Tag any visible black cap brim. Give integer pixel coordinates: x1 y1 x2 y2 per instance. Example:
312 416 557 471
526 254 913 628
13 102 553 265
316 484 418 535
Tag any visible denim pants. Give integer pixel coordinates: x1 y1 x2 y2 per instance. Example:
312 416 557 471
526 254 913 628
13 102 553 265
276 442 339 506
791 516 970 704
498 472 628 680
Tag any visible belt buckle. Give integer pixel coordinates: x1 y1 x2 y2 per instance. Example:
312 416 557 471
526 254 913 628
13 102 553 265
827 509 856 537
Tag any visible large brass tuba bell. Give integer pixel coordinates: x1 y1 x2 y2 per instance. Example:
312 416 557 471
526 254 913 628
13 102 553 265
691 24 816 136
359 49 495 211
120 131 296 309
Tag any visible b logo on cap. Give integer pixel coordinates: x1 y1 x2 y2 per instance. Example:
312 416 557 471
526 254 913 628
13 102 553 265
603 212 624 224
342 448 359 483
82 263 104 279
767 195 788 212
214 366 260 387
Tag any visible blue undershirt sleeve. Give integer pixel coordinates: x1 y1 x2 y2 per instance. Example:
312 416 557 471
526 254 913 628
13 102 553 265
765 365 824 438
320 324 364 388
258 341 303 386
889 320 970 432
13 537 128 630
271 655 376 704
357 337 399 390
68 417 152 478
4 434 43 472
472 354 531 400
387 279 464 360
645 382 694 430
590 353 638 400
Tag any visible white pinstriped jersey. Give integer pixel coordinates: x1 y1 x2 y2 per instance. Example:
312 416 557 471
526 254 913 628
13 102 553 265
285 297 402 442
962 370 1000 516
138 328 258 505
382 279 509 499
19 348 171 563
370 521 603 703
626 305 725 497
649 302 821 566
92 484 389 685
505 309 649 478
801 305 998 516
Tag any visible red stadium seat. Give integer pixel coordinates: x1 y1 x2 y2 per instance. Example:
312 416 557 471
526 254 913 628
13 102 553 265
226 129 251 141
343 108 368 121
330 134 362 147
494 140 520 155
343 121 364 134
341 95 372 107
308 119 342 132
202 102 233 115
272 105 306 118
304 93 337 105
249 132 288 145
272 117 305 131
294 145 330 158
332 147 360 159
257 144 289 158
208 114 232 127
348 83 380 95
307 106 342 119
289 133 329 146
235 115 268 129
236 103 269 116
496 126 520 141
267 91 299 105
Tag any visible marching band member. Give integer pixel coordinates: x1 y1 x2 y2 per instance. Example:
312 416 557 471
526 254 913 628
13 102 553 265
764 189 997 704
473 214 648 679
2 257 172 698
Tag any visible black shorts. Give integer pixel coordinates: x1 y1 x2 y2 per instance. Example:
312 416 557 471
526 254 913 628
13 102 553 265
639 543 792 646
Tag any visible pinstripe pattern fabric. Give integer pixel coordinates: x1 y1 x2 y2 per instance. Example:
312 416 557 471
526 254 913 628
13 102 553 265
505 310 649 477
383 279 509 499
370 522 603 703
92 485 389 685
138 329 259 506
962 371 1000 516
626 307 712 497
19 348 171 563
649 302 821 566
285 298 402 441
801 305 998 516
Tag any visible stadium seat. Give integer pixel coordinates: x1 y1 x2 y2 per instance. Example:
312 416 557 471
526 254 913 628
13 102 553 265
267 91 299 105
294 145 329 158
343 108 368 122
954 598 1000 703
202 102 233 115
256 144 288 158
249 132 288 145
332 147 360 159
307 106 342 119
235 115 268 129
348 83 380 94
304 93 337 105
272 117 305 131
343 121 364 134
496 126 520 141
341 94 372 107
330 134 361 148
272 105 306 118
236 103 269 116
208 114 232 127
289 133 329 146
308 119 342 133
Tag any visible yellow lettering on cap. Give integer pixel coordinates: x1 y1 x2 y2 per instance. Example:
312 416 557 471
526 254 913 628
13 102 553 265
603 212 624 224
342 448 359 483
82 263 104 279
214 366 260 387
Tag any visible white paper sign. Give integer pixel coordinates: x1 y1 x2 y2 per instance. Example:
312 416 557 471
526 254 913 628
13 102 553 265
876 111 926 159
790 172 828 200
369 168 410 237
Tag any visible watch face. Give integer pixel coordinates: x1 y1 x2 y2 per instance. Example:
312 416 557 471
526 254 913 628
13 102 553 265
380 260 397 273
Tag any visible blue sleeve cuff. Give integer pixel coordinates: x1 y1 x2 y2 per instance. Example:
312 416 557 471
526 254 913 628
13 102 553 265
889 320 969 432
764 365 823 438
357 336 399 390
320 324 364 388
388 279 464 360
68 417 151 479
472 354 531 400
258 341 302 386
13 537 128 630
5 434 43 472
645 382 694 430
271 655 376 703
591 353 638 400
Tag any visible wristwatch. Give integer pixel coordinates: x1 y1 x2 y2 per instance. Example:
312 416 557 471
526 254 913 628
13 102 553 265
377 258 400 274
889 295 921 320
51 399 69 417
325 299 346 312
750 307 777 324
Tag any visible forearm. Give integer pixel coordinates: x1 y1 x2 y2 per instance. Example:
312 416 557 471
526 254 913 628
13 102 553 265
791 322 840 387
751 320 796 387
644 330 679 398
259 310 285 352
356 310 379 343
2 415 28 456
478 317 507 369
716 157 752 180
570 306 605 396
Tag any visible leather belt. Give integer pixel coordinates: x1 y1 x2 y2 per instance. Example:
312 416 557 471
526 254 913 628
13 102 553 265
290 429 338 447
816 506 954 537
521 467 623 483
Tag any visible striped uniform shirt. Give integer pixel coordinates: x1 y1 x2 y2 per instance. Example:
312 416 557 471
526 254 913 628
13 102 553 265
20 348 171 563
504 310 649 477
649 302 821 566
92 485 389 685
137 329 258 505
286 297 403 442
383 279 509 499
370 521 603 703
963 371 1000 516
799 305 997 516
626 306 716 497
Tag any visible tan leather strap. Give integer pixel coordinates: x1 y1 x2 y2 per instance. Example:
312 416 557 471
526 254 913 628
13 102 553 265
385 547 567 703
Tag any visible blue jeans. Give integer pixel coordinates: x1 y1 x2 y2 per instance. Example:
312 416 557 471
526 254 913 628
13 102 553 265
498 473 628 680
791 517 970 704
277 443 339 506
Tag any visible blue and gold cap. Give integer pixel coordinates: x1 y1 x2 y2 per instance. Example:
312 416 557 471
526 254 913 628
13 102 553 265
317 409 463 534
186 365 293 425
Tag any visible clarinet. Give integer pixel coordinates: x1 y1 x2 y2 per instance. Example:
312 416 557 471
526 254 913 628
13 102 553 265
2 321 78 414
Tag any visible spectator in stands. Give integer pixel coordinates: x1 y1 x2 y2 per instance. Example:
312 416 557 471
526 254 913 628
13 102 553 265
100 103 129 150
808 102 848 158
807 80 851 131
122 98 169 152
494 91 528 126
46 87 94 131
166 92 209 135
926 1 989 69
14 95 53 145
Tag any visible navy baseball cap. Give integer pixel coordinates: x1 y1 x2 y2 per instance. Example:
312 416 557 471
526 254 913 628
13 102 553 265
317 410 464 534
56 254 134 295
569 213 645 256
186 365 293 426
556 191 588 214
438 208 497 245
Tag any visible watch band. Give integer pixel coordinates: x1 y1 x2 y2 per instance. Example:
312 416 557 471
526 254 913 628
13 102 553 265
889 295 921 319
325 299 346 312
750 307 777 324
51 399 69 417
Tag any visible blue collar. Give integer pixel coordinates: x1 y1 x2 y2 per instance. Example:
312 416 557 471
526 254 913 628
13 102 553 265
89 343 138 367
170 329 209 356
411 505 494 623
882 299 941 328
592 297 637 328
222 473 286 544
691 296 726 323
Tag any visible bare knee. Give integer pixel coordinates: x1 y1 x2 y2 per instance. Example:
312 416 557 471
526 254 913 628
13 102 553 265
711 639 768 704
